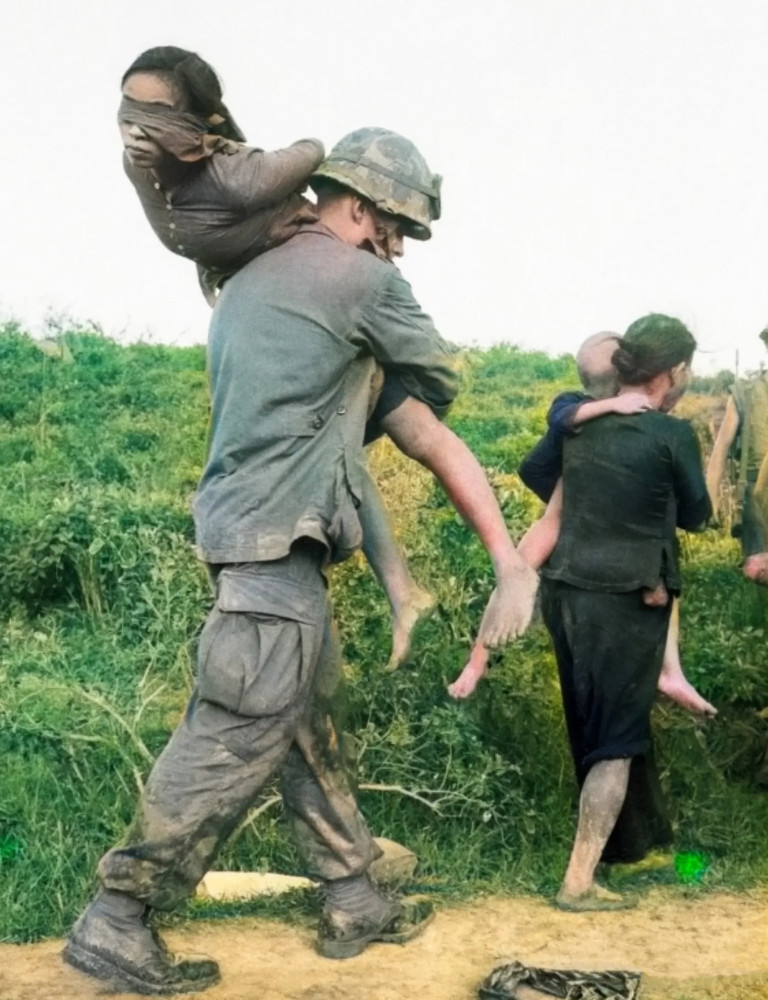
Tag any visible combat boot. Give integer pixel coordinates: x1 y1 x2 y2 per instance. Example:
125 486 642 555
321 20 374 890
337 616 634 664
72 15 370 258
63 890 219 995
317 873 434 959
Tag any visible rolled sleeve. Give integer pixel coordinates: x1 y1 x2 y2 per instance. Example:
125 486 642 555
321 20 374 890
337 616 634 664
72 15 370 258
358 269 459 418
518 433 563 502
547 392 589 436
364 374 411 445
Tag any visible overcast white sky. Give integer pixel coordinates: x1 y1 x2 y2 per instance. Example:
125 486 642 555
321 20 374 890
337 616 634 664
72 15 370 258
2 0 766 372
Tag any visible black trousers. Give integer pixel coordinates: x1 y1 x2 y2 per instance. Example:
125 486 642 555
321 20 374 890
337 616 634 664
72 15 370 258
541 579 674 864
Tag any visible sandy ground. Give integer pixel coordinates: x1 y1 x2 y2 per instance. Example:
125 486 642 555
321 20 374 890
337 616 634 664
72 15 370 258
1 890 766 1000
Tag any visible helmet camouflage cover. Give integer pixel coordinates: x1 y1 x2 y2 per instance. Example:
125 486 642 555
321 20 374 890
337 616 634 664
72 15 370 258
310 127 442 240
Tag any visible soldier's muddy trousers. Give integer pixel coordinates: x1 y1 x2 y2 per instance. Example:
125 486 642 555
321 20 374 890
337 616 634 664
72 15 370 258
99 541 380 910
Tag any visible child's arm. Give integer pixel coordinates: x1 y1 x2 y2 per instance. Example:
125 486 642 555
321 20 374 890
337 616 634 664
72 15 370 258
562 392 652 430
379 397 539 644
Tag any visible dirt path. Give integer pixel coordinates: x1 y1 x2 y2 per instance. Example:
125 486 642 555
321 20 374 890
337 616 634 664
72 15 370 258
2 890 766 1000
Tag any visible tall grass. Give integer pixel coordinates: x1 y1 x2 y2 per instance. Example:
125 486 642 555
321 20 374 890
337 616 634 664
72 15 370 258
0 323 766 942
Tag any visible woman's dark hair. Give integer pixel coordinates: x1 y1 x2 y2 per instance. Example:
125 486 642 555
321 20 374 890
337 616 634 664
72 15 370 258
612 314 696 385
121 46 246 142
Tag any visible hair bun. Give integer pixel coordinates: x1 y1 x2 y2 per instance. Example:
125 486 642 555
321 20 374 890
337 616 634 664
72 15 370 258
611 345 655 385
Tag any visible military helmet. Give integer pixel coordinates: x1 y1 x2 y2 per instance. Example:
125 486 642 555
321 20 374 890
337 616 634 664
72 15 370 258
310 127 442 240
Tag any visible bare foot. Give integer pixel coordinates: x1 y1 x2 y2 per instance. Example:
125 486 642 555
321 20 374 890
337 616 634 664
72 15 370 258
658 670 717 716
447 645 488 699
556 883 638 912
478 563 539 647
642 580 669 607
744 553 768 586
385 586 435 671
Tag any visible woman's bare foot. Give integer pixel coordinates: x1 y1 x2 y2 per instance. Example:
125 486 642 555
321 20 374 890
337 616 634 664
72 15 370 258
642 580 669 607
658 667 717 716
555 883 638 912
447 645 489 699
478 562 539 648
385 586 435 671
744 553 768 586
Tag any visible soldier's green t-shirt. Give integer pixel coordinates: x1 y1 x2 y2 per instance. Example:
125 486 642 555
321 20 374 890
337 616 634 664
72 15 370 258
542 411 711 594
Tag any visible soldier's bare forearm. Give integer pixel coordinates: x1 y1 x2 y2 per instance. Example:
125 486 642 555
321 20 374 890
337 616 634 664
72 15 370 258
381 398 522 576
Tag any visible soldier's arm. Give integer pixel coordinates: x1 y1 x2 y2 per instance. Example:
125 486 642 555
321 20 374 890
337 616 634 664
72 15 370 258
705 396 740 519
381 397 538 643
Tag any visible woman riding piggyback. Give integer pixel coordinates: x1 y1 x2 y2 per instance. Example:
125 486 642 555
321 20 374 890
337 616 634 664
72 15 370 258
118 46 324 302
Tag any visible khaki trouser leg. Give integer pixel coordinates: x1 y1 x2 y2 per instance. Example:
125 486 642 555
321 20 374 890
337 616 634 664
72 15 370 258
99 678 310 910
281 616 380 880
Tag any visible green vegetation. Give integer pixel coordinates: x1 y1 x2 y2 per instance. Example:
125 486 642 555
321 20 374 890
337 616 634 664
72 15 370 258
0 323 766 942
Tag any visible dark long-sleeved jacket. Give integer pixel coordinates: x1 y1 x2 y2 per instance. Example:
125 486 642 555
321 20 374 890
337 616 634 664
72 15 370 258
541 411 711 594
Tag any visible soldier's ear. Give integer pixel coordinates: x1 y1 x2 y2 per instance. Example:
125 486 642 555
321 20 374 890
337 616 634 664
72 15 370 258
350 196 368 226
669 361 689 386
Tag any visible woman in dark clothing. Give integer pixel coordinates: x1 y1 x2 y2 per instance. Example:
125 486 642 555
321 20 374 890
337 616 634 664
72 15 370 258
541 313 711 911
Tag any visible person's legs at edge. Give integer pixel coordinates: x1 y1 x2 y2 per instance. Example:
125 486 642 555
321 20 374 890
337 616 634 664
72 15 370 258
359 468 434 671
743 458 768 584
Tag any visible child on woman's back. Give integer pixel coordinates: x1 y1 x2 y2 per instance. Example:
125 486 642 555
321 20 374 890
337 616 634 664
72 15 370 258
448 332 716 717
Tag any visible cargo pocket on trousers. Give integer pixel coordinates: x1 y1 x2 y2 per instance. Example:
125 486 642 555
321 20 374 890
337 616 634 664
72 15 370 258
196 607 315 718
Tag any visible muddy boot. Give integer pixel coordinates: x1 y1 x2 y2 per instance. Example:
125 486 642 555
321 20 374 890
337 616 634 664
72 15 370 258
63 890 220 995
317 873 434 959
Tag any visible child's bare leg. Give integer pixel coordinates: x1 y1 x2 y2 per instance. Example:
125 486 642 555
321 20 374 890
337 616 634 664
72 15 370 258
448 641 489 699
359 468 434 670
657 599 717 716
